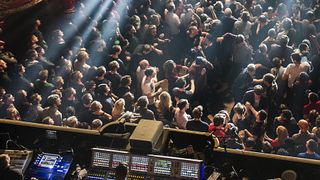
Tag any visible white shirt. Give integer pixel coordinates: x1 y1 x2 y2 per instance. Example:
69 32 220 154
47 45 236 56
174 110 190 129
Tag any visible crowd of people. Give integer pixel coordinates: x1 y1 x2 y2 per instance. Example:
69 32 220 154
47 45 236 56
1 0 320 160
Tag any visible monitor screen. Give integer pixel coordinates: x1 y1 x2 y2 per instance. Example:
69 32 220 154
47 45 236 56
25 152 73 180
153 159 172 175
45 130 57 140
92 151 111 168
130 156 149 172
111 154 129 168
180 162 199 178
38 154 59 169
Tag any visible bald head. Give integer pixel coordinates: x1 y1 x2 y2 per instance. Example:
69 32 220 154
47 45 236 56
224 8 232 17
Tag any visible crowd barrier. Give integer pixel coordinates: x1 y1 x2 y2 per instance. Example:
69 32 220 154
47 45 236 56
211 147 320 179
1 118 320 179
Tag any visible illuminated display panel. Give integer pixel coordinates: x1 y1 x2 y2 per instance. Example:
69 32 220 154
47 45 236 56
38 154 59 169
111 154 129 168
130 156 149 172
92 151 111 168
153 159 172 175
180 162 199 178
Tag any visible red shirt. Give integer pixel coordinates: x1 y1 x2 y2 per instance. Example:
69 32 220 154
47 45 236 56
303 100 320 115
208 124 225 143
271 138 283 148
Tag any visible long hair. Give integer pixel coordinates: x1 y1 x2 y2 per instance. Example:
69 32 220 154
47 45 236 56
112 98 125 117
159 91 172 111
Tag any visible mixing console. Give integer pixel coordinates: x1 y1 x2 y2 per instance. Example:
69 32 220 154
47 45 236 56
87 148 204 180
130 155 149 172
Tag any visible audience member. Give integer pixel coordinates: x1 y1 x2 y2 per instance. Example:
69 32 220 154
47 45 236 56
186 105 208 132
112 98 126 121
297 139 320 160
134 96 155 120
174 99 191 130
88 101 112 125
0 154 23 180
292 119 315 153
40 94 62 125
91 119 103 130
155 91 175 126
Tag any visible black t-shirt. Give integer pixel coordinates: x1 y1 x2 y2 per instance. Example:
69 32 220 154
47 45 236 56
116 86 131 98
106 71 122 94
252 121 265 138
162 106 175 123
0 168 23 180
186 119 209 132
236 118 251 131
0 72 11 90
11 74 30 93
77 104 92 123
94 78 111 88
88 111 112 125
134 107 155 120
172 88 193 101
